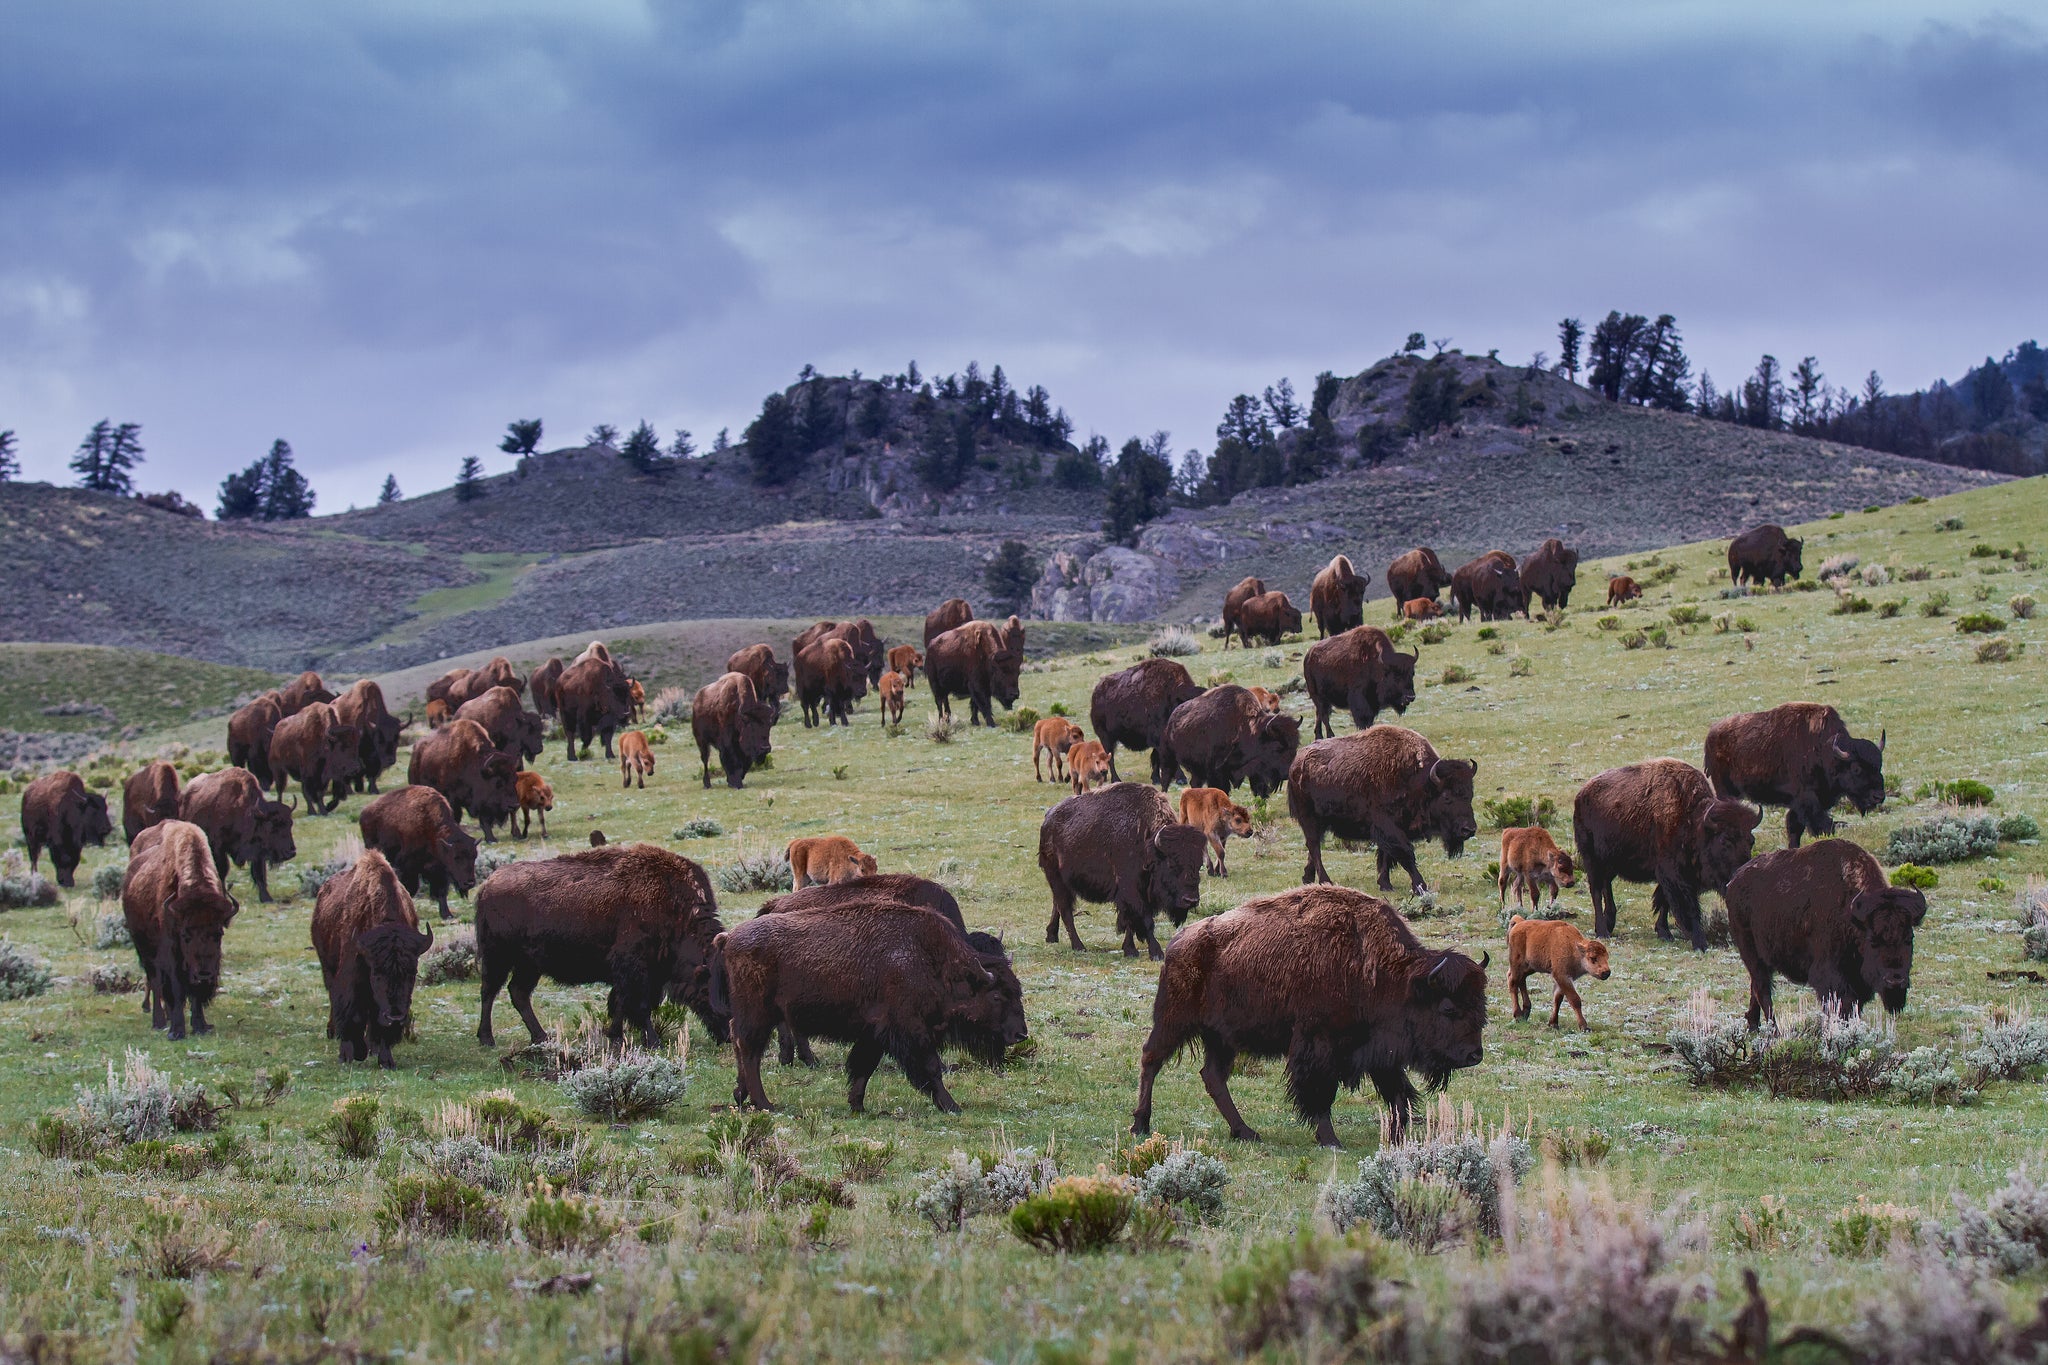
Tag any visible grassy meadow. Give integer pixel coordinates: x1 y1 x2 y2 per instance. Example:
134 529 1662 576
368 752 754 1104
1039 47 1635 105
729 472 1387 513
3 477 2048 1360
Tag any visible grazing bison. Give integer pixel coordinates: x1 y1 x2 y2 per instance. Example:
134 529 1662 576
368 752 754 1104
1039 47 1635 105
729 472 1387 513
692 671 775 789
1573 759 1761 950
1220 576 1266 649
515 772 554 839
924 597 974 647
925 620 1021 727
724 644 790 722
334 679 404 793
359 785 478 920
710 895 1027 1113
1090 658 1205 787
1302 627 1419 740
794 637 868 728
557 653 635 761
878 670 906 726
528 657 566 720
474 842 728 1047
1519 538 1580 612
1066 740 1111 794
1178 786 1254 876
1236 591 1304 647
1728 524 1805 588
1497 826 1575 910
1725 838 1926 1029
312 849 432 1067
123 761 181 845
1038 782 1209 958
1386 548 1453 617
1310 555 1370 638
886 645 922 684
407 718 519 841
1705 703 1886 849
794 620 884 687
123 820 240 1040
1133 884 1488 1146
1451 550 1526 622
276 671 337 717
445 656 525 709
267 701 364 814
226 695 284 788
1605 576 1643 607
179 767 296 903
787 836 877 887
1033 717 1086 782
21 770 114 888
1288 727 1478 892
619 730 655 789
1401 597 1442 622
1506 917 1610 1030
456 686 545 769
1161 684 1300 798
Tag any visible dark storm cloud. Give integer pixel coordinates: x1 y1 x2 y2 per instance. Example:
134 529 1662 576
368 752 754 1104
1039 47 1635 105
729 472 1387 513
0 2 2039 507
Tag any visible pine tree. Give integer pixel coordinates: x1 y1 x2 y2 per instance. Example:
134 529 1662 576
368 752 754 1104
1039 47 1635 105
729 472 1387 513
1741 355 1785 429
669 429 696 459
455 454 486 502
1053 435 1105 490
378 474 402 504
1101 436 1173 545
216 465 262 519
259 440 316 519
984 540 1039 615
1262 378 1302 429
712 427 731 453
743 393 805 484
1403 358 1464 434
1402 333 1427 355
800 383 844 452
71 420 144 494
499 419 543 459
1587 312 1648 403
586 424 619 450
620 421 668 474
0 430 18 482
1789 358 1826 430
1557 318 1584 384
856 387 891 440
1288 373 1343 483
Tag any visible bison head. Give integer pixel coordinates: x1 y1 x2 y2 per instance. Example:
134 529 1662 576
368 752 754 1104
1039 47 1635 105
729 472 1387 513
323 724 366 783
166 888 240 1000
81 791 114 847
1222 802 1255 840
511 710 546 763
1577 936 1610 980
1144 824 1211 927
360 921 433 1032
1784 538 1805 578
475 752 520 815
1242 712 1300 799
1423 758 1480 857
670 909 732 1043
436 821 480 895
989 647 1023 710
1828 730 1887 816
253 799 298 865
1850 884 1926 1014
1408 949 1490 1083
737 698 776 761
944 949 1029 1064
1383 650 1420 714
1695 800 1762 890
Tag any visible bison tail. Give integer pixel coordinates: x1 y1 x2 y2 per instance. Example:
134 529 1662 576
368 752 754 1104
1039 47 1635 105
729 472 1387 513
706 934 731 1019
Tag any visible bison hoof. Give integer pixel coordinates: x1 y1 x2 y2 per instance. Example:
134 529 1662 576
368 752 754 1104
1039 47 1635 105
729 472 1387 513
477 1033 494 1047
1229 1125 1262 1143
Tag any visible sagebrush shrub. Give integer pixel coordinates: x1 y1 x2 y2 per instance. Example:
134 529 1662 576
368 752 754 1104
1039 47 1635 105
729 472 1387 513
1955 611 2004 634
326 1095 380 1159
1976 637 2022 663
1963 1014 2048 1081
92 910 131 950
43 1050 220 1154
716 850 792 894
418 929 478 985
88 962 139 994
0 851 57 910
1008 1176 1134 1253
672 817 724 840
1148 627 1200 658
1216 1224 1383 1354
2000 813 2041 841
0 938 54 1001
91 862 126 901
558 1051 686 1122
1137 1149 1228 1222
2012 594 2038 620
1921 590 1952 617
1829 1197 1920 1257
1319 1104 1531 1243
1936 1166 2048 1275
1887 816 2000 865
378 1174 507 1240
2018 879 2048 961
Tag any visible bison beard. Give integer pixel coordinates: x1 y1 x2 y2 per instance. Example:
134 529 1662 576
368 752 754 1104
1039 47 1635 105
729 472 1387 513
1133 885 1488 1147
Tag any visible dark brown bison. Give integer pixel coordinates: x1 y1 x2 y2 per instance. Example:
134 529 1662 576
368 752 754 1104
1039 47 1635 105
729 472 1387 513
445 656 525 709
1161 685 1300 798
123 761 181 845
528 657 565 719
710 895 1028 1114
1386 548 1453 617
794 637 868 728
1729 524 1804 588
267 701 364 813
178 767 297 903
334 678 405 793
1220 576 1266 649
123 819 240 1040
796 619 885 686
407 717 518 841
1288 727 1478 892
692 671 776 788
456 685 545 768
1236 591 1304 647
1451 550 1526 622
276 671 337 717
724 644 790 721
312 849 433 1067
21 770 114 888
1310 555 1370 638
359 785 479 920
1134 884 1488 1146
426 667 470 708
473 842 728 1047
1705 703 1886 849
1302 627 1419 740
556 653 635 761
1090 658 1205 787
1038 782 1210 958
924 597 974 646
925 619 1021 727
226 694 284 788
1573 759 1761 950
1726 838 1926 1029
1518 538 1581 612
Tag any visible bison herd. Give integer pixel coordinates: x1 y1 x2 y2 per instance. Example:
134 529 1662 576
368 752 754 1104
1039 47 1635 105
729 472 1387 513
14 523 1927 1147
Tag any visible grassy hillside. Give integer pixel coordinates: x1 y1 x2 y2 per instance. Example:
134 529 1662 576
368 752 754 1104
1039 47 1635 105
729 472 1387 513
1 477 2045 1358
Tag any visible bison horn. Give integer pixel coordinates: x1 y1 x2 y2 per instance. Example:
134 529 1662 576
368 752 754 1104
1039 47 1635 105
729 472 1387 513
417 922 435 951
1406 648 1419 662
1879 728 1886 755
285 794 299 812
1477 951 1490 973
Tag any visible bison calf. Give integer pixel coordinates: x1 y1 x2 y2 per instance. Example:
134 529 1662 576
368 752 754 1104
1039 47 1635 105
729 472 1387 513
878 670 907 726
123 820 240 1040
1507 917 1610 1030
1039 782 1209 958
887 644 922 684
1066 740 1112 794
1401 597 1441 622
619 730 655 788
1033 717 1086 781
515 772 554 838
313 849 433 1067
787 836 877 888
1178 786 1254 876
1605 576 1643 607
1497 826 1575 910
1725 838 1926 1029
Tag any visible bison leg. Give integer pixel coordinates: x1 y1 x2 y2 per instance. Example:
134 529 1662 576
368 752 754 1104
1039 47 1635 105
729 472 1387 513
736 1029 779 1112
1510 968 1532 1020
896 1039 961 1114
506 965 548 1044
842 1038 886 1111
600 726 617 759
1745 969 1775 1032
245 858 272 904
476 955 512 1047
1300 823 1331 886
1369 1067 1419 1140
1659 880 1708 951
1199 1042 1260 1142
1587 871 1616 937
698 739 714 789
777 1024 820 1068
1551 975 1586 1029
1045 874 1086 951
1132 1021 1189 1138
1103 743 1121 784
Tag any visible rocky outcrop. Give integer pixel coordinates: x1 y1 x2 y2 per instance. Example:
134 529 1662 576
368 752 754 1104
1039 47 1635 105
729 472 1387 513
1030 544 1181 623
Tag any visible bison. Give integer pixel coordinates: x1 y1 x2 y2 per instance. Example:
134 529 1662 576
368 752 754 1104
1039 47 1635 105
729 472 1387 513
515 772 554 839
1705 703 1886 849
1302 627 1419 740
407 717 518 841
794 636 868 728
1729 524 1804 588
425 667 470 708
334 679 405 793
556 653 635 761
787 836 877 888
1219 576 1266 649
312 849 433 1067
1236 591 1303 647
619 730 655 789
444 656 525 709
1386 548 1453 617
1605 576 1643 607
1038 782 1209 959
886 644 922 684
276 671 337 717
1519 538 1580 612
1497 826 1575 910
1160 684 1300 798
267 701 364 814
528 657 566 720
123 819 240 1040
456 686 545 769
1451 550 1526 622
1310 555 1370 638
878 670 906 725
1178 786 1254 876
692 671 775 789
179 767 296 903
1089 658 1204 787
226 694 284 788
1066 740 1112 793
925 620 1021 727
1401 598 1442 622
1287 727 1478 892
1133 884 1488 1146
924 597 974 646
123 761 181 845
1033 717 1087 782
794 619 884 687
724 644 790 722
359 784 479 920
474 842 728 1048
1506 917 1610 1030
21 770 114 888
1573 759 1761 950
1725 838 1926 1029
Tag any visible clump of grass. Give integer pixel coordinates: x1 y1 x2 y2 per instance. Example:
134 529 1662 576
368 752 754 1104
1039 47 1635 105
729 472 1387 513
1862 562 1891 587
672 817 724 840
1891 864 1939 890
1148 626 1201 658
1482 794 1556 829
1215 1224 1383 1355
140 1195 239 1278
1887 816 2000 865
1921 590 1952 617
716 848 792 894
1829 1197 1920 1258
1440 664 1473 685
324 1095 380 1159
1977 638 2024 664
1008 1176 1135 1253
2018 878 2048 962
1319 1097 1532 1245
925 713 957 744
1204 669 1235 687
1833 594 1873 615
1507 655 1533 677
1955 611 2005 634
378 1174 507 1241
1819 553 1861 580
1937 515 1965 531
0 939 54 1001
1727 1194 1795 1252
1418 623 1450 644
1475 626 1499 641
1260 649 1284 669
34 1050 221 1158
558 1050 687 1122
2005 813 2044 842
833 1138 898 1182
418 929 479 985
1485 640 1506 656
1047 701 1070 717
1540 1127 1612 1169
519 1180 618 1254
1921 778 1995 805
1667 604 1707 626
1620 630 1648 650
1878 599 1905 618
998 705 1040 734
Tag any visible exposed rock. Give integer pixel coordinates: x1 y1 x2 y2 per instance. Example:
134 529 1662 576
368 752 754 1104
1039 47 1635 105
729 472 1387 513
1134 521 1262 573
1030 544 1180 623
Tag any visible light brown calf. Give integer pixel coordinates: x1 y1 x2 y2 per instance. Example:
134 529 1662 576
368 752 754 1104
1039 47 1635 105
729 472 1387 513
628 679 646 721
1508 916 1612 1029
1606 576 1643 607
1497 826 1576 910
619 730 655 789
887 645 923 684
425 697 451 729
1247 686 1282 713
1178 786 1255 876
1033 717 1086 781
786 836 878 888
878 671 907 726
1400 597 1442 622
515 771 554 838
1066 740 1111 795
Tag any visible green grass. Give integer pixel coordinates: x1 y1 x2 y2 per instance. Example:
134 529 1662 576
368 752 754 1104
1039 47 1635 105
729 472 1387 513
4 479 2048 1358
366 552 552 645
0 645 278 738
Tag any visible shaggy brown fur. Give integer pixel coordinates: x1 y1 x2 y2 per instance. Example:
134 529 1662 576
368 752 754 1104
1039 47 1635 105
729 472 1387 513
925 620 1022 727
267 701 363 813
514 772 554 839
619 730 655 789
1310 554 1370 639
1605 575 1643 606
334 678 404 793
1573 758 1761 950
123 761 180 846
1497 826 1576 909
1089 657 1204 786
1219 576 1266 650
1287 726 1478 892
1033 717 1086 781
359 784 476 920
1705 702 1886 849
1178 786 1254 876
1725 838 1926 1029
312 849 431 1066
1161 684 1300 798
878 670 907 726
887 644 922 684
1236 591 1303 647
123 820 239 1040
794 637 868 728
408 717 518 841
923 597 973 647
21 769 114 888
692 671 775 789
179 767 296 903
456 685 545 768
1507 916 1610 1029
1065 739 1111 794
787 836 878 888
1302 626 1417 740
1385 547 1452 615
1038 782 1209 958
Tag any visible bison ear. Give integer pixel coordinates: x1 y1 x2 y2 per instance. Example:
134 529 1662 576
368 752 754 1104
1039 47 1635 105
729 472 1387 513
1847 890 1882 926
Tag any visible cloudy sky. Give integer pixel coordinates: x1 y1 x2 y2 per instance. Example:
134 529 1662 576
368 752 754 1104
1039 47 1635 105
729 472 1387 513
2 1 2043 510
